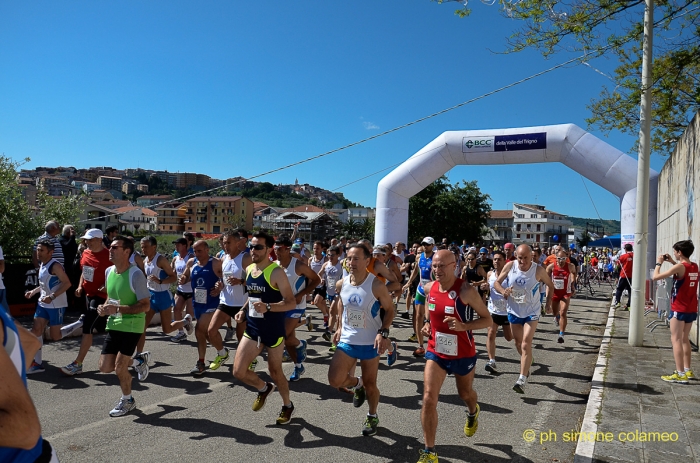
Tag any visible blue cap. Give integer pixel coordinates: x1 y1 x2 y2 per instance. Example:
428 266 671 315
294 238 303 244
479 247 488 253
569 243 576 249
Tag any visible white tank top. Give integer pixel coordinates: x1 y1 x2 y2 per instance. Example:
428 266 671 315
339 273 381 346
505 261 541 318
488 270 507 316
309 255 325 287
220 252 248 307
325 261 343 297
175 253 193 293
279 257 306 310
145 252 170 292
38 258 68 308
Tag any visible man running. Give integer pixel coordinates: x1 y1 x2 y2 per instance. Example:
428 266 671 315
97 235 151 417
61 229 112 375
547 250 576 343
178 240 223 374
318 245 343 343
482 250 513 373
232 231 297 425
403 237 436 357
327 243 395 437
275 234 321 381
208 230 252 371
308 241 329 332
494 244 554 394
614 243 634 310
170 237 195 343
417 250 491 462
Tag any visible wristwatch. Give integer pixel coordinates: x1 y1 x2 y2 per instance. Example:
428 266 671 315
266 303 272 312
378 328 390 339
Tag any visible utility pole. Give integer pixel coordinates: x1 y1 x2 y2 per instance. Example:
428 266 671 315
629 0 654 347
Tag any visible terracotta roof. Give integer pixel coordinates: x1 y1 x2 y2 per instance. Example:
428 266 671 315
113 206 158 217
519 204 566 216
253 201 269 209
139 194 173 200
490 210 513 219
184 196 243 202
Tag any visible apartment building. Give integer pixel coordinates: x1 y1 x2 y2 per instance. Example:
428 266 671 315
183 196 253 233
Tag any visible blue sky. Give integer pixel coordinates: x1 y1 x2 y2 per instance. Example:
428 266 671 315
0 1 667 220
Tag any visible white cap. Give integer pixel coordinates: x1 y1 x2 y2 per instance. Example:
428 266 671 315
421 236 435 245
80 228 104 240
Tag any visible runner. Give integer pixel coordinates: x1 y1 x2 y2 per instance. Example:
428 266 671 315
653 240 699 384
493 244 554 394
24 240 77 374
399 243 419 319
318 245 343 343
231 231 297 425
178 240 224 375
97 235 151 417
417 250 491 462
546 250 576 343
170 237 194 343
61 229 112 375
461 251 487 303
403 237 436 357
327 243 395 436
482 250 513 373
275 234 321 381
308 241 329 332
503 242 516 262
208 229 252 371
613 243 634 310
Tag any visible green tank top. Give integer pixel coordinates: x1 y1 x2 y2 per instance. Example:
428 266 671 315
106 266 146 333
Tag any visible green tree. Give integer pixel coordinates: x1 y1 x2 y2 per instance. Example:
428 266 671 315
439 0 700 155
408 176 491 243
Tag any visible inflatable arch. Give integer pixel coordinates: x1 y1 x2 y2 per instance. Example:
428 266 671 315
374 123 659 264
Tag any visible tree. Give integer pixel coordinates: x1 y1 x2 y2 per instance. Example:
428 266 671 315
408 176 491 243
439 0 700 155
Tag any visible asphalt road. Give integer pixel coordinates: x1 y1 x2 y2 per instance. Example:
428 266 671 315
25 294 611 463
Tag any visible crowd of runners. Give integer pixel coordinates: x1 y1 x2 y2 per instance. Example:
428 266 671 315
1 222 696 463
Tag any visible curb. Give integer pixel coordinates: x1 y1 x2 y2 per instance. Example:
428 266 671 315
574 302 617 463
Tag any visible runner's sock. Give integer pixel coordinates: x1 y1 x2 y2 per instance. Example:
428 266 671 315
34 336 43 364
217 349 227 356
122 394 132 400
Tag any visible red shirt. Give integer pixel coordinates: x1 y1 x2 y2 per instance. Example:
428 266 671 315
551 263 573 299
619 252 633 278
671 262 699 313
80 248 111 298
427 278 476 359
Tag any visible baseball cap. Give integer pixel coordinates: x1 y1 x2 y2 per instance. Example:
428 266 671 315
291 244 302 252
373 245 386 255
172 238 188 245
479 247 488 253
504 243 515 250
294 238 303 244
80 228 104 240
421 237 435 245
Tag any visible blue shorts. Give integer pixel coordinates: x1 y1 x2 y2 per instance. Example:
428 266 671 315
286 308 305 319
194 306 217 320
327 295 336 303
426 351 477 376
415 291 426 305
507 313 540 325
149 290 173 312
0 289 9 314
336 342 379 360
34 305 66 326
670 311 698 323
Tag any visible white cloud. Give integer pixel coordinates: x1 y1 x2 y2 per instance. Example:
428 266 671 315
363 121 379 130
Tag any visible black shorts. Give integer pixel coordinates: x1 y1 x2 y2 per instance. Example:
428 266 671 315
491 314 510 326
101 330 142 357
217 303 243 318
176 290 193 300
83 295 108 334
313 286 327 299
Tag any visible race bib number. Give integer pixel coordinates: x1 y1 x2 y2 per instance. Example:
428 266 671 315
83 266 95 282
435 331 458 356
347 308 366 328
194 288 208 304
493 298 506 311
248 297 264 318
108 298 121 319
553 278 565 290
223 272 234 286
511 289 526 304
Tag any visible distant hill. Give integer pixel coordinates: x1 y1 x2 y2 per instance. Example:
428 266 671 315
567 216 620 235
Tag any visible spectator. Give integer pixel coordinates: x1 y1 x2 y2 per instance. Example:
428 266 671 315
60 225 79 310
32 221 63 269
103 225 119 249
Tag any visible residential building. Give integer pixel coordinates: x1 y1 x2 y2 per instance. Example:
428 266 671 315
260 211 340 241
19 184 37 206
90 199 132 210
512 203 573 246
155 202 186 233
486 210 514 245
36 176 67 190
82 183 101 194
154 171 177 186
176 172 210 190
137 184 149 193
122 182 136 194
97 176 122 192
114 206 158 233
78 203 121 232
183 196 253 234
137 194 174 208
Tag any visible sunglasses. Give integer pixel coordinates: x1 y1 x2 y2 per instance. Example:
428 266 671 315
249 244 267 251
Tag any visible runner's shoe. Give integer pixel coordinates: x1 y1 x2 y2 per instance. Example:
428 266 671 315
296 339 308 363
413 347 425 357
685 369 696 380
322 331 332 342
408 333 417 342
361 415 379 436
135 351 151 365
353 385 366 408
252 382 276 411
387 341 398 366
555 315 560 326
134 358 149 381
109 397 136 417
170 331 187 343
513 377 526 394
276 403 295 425
557 335 564 344
305 316 314 332
464 403 480 437
484 360 497 374
183 314 194 336
190 360 206 376
417 449 438 463
61 361 83 376
329 344 337 353
27 361 45 374
248 358 258 371
224 327 235 342
401 312 411 320
282 350 292 363
661 371 688 384
209 348 230 370
289 364 305 381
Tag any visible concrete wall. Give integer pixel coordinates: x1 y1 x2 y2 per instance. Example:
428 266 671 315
656 111 700 344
